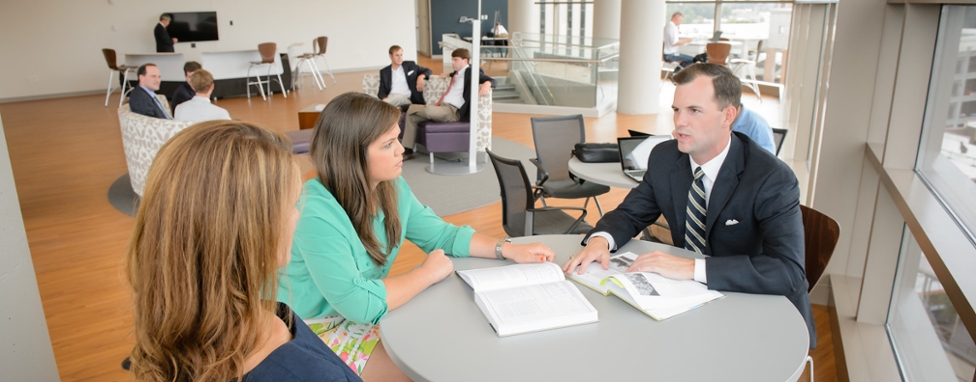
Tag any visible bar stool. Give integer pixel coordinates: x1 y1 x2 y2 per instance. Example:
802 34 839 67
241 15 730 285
246 42 288 101
299 36 335 85
102 48 136 107
292 37 327 90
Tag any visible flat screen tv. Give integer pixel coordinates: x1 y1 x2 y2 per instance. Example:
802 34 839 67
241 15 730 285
166 12 219 43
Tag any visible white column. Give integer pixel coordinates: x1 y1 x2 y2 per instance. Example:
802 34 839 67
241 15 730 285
508 0 539 35
617 0 666 114
592 0 621 40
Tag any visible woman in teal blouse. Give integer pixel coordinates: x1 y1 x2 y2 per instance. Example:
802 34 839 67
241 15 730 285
278 92 555 379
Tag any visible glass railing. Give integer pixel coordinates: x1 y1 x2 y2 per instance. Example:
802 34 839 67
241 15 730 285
438 32 620 109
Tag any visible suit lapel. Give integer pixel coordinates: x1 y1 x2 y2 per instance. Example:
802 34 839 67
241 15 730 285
705 135 744 241
670 155 692 245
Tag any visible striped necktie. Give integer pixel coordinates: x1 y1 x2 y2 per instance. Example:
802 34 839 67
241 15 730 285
684 166 707 254
148 89 172 119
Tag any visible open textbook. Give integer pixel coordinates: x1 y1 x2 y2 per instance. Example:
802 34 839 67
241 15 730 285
457 262 598 337
567 252 724 320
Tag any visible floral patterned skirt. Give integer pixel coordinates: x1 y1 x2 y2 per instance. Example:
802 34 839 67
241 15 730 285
304 316 381 376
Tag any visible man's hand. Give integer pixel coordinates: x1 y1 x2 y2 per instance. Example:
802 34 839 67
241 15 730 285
502 242 556 263
563 236 610 275
416 77 426 92
678 37 692 45
172 37 178 43
626 250 695 280
479 82 491 97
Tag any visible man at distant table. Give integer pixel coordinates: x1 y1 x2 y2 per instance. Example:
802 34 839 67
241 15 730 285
128 64 171 120
564 63 816 348
155 14 176 53
402 48 495 160
174 69 231 122
378 45 432 110
663 12 694 71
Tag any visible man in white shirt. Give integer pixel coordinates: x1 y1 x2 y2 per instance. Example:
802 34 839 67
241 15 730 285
663 12 695 70
378 45 432 109
401 48 495 160
174 69 231 122
563 63 816 348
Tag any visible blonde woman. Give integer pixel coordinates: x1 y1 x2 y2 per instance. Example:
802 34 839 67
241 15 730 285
278 92 556 380
126 121 361 382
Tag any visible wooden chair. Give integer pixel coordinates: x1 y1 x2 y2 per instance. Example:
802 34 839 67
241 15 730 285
102 48 136 107
706 42 732 65
799 204 840 382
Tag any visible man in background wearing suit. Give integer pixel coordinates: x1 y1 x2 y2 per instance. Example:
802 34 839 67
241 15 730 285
402 48 494 160
378 45 431 110
170 61 201 115
155 14 176 53
128 64 171 120
563 63 816 347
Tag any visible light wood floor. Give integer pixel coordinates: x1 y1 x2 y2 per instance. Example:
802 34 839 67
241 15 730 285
0 62 835 381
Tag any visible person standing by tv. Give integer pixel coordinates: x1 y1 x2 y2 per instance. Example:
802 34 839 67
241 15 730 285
155 14 177 53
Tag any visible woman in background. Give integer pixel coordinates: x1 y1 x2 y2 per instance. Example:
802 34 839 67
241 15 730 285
279 92 556 380
126 121 360 382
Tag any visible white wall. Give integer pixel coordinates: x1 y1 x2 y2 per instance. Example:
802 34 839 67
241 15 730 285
0 113 61 381
0 0 417 100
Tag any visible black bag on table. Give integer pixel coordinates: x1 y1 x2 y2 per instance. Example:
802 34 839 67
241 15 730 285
572 143 620 163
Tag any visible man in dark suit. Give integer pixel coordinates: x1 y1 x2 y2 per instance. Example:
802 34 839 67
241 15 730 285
128 64 171 119
170 61 202 114
563 63 816 348
402 48 494 160
155 14 176 53
378 45 431 110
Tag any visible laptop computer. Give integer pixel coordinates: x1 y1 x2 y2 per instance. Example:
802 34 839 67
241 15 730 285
617 136 671 182
709 30 724 43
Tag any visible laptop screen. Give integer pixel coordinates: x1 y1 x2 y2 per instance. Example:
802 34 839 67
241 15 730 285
618 136 670 171
710 30 724 43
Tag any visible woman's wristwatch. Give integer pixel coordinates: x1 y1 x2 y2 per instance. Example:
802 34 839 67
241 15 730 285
495 238 512 260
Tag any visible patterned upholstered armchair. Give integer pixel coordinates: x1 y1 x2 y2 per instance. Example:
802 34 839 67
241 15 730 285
362 73 492 160
117 96 193 197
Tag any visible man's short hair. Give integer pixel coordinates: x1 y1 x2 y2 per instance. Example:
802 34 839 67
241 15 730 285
137 63 157 77
189 69 214 93
451 48 471 61
671 63 742 110
671 12 683 19
159 14 171 22
183 61 202 74
389 45 402 55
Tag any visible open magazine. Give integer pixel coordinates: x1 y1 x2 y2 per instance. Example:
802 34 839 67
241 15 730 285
457 262 598 337
567 252 723 320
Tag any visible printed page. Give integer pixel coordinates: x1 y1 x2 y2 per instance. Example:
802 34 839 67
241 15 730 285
475 280 598 336
609 272 723 315
567 252 638 294
457 262 565 292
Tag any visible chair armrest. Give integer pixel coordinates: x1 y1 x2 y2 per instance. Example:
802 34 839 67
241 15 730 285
528 158 550 186
527 206 588 235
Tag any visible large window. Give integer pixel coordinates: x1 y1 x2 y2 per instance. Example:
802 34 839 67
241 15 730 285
916 5 976 242
666 1 792 83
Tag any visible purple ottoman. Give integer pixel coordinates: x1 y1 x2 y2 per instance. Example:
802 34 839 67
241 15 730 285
285 129 314 154
417 121 470 157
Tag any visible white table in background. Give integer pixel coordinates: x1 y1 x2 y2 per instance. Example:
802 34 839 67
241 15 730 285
379 234 810 382
567 157 638 189
200 49 284 81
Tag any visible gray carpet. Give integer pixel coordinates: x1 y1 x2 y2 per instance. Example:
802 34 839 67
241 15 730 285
108 137 536 218
403 137 535 216
108 173 139 217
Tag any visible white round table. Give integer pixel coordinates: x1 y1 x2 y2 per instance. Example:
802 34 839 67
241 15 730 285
567 157 638 188
379 235 810 382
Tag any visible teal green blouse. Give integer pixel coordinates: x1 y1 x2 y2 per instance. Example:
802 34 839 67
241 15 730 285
277 177 475 324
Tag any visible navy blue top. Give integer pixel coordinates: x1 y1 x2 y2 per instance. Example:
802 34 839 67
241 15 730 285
242 303 362 382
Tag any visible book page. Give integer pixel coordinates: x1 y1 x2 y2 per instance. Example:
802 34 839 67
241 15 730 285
457 262 565 292
567 252 638 294
609 272 723 314
475 280 598 336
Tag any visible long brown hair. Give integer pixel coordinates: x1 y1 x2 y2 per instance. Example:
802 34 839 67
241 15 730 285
310 92 402 265
125 121 299 382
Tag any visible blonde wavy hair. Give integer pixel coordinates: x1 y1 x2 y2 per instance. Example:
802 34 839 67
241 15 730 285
125 121 299 381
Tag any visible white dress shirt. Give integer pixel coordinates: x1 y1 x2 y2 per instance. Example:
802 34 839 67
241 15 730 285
589 135 733 284
389 65 411 97
663 21 680 55
440 67 467 109
174 96 231 122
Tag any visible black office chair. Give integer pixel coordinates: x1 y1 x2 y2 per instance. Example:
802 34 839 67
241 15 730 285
529 115 611 216
772 128 788 156
487 150 593 237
